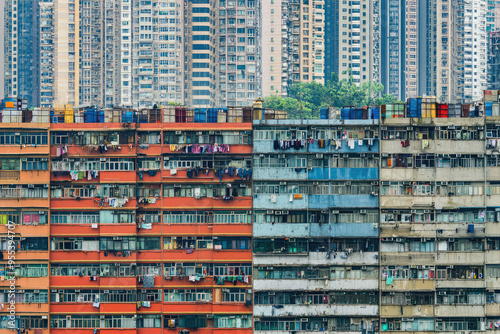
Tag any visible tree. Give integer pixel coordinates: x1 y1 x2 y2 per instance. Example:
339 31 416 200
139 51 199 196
263 74 402 119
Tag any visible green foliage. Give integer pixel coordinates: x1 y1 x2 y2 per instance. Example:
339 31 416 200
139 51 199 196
263 73 402 119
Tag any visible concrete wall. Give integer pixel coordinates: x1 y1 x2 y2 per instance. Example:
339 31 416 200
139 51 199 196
253 279 379 291
253 222 378 238
254 304 378 317
253 251 379 266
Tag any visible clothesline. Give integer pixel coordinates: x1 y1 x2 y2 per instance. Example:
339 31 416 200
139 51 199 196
169 144 230 153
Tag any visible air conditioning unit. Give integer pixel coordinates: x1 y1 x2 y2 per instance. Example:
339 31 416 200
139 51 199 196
280 181 287 185
381 126 387 130
316 154 323 158
373 223 378 229
321 210 328 214
421 238 426 242
332 210 339 214
360 209 367 214
411 209 416 213
313 181 319 185
395 238 402 242
175 131 182 135
267 210 274 214
275 211 282 215
448 238 455 242
346 181 351 185
361 266 367 270
300 318 309 322
282 210 289 214
268 292 275 295
438 291 446 295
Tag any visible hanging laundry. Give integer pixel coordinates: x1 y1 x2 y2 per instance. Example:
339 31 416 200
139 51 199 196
422 139 429 149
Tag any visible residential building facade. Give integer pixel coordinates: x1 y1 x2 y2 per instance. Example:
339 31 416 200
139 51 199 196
427 0 487 103
324 0 380 86
252 116 379 333
260 0 325 98
0 105 254 332
4 0 40 108
218 0 259 106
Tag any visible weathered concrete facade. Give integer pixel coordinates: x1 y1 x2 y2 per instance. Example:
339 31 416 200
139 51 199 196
253 119 379 333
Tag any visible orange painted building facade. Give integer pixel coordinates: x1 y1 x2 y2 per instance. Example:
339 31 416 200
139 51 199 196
0 108 253 333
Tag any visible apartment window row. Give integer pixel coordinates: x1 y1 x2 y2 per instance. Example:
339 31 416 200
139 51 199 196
0 132 48 145
381 208 496 223
164 156 250 170
254 317 373 332
254 209 378 224
0 237 48 251
382 317 483 332
254 182 378 195
381 126 484 140
254 155 378 168
253 127 378 141
0 264 48 278
254 238 378 254
51 158 134 172
51 131 134 145
50 184 134 198
381 238 484 252
382 265 484 280
0 157 48 171
0 210 47 225
0 185 48 198
164 130 251 145
255 291 378 305
381 181 485 196
163 184 251 197
256 265 378 280
50 210 250 225
382 154 484 168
